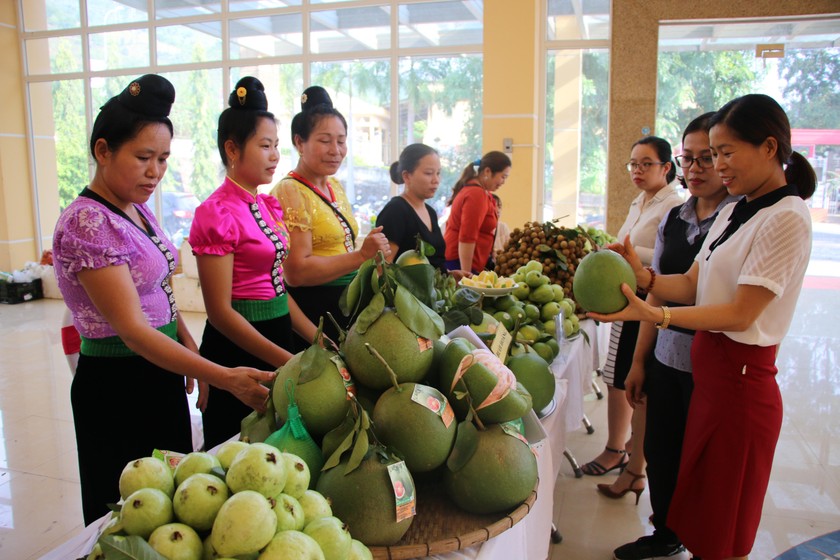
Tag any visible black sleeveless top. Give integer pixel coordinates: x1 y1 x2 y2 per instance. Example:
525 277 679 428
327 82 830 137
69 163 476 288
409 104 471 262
658 205 707 335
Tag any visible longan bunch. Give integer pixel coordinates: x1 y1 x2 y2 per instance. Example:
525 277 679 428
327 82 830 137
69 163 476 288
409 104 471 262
494 221 590 298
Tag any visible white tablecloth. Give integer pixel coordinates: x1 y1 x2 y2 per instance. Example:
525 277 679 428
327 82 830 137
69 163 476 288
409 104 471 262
42 323 603 560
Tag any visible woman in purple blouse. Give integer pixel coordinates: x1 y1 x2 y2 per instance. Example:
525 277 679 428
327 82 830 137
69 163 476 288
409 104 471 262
52 75 275 525
189 77 318 449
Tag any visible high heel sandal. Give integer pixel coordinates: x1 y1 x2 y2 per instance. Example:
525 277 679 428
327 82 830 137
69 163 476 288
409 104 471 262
580 446 629 476
596 468 646 505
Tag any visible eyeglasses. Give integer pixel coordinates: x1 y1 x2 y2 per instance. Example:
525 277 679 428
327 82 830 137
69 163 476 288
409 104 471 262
625 161 667 172
675 155 714 169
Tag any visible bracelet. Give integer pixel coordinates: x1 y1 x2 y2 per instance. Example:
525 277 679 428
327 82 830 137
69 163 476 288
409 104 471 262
639 266 656 295
655 306 671 330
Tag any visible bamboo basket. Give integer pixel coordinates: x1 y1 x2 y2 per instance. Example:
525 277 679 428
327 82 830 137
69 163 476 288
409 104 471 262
368 475 538 559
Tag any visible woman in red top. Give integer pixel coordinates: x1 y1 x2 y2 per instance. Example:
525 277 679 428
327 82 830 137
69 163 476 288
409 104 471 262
444 151 511 274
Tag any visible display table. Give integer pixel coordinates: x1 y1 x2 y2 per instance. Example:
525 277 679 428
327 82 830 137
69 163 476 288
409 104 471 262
42 322 602 560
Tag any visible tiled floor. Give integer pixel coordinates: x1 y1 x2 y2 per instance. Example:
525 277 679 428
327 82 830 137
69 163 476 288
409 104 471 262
1 223 838 560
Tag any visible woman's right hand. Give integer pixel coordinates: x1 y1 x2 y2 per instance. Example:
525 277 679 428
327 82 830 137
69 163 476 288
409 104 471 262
226 367 276 412
360 226 391 260
624 362 647 408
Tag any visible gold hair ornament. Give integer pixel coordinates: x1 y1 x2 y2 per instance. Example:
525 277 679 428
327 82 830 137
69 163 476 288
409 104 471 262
237 87 247 106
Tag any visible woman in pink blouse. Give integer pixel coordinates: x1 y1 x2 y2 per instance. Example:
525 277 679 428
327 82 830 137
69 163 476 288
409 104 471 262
53 75 275 525
189 77 318 449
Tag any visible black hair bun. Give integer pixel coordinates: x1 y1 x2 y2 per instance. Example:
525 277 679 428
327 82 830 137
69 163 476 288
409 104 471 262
300 86 333 111
115 74 175 118
229 76 268 111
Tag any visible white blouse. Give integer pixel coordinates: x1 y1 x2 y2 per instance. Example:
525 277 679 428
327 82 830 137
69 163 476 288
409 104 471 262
695 195 812 346
617 183 684 266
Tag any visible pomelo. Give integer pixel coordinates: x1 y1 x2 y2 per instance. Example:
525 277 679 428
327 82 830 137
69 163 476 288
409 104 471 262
572 249 637 313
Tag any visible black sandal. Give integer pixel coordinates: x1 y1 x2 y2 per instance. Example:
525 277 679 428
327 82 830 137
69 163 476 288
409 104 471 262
580 446 628 476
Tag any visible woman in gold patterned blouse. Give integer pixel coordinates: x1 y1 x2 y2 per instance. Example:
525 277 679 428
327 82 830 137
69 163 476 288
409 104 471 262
271 86 390 346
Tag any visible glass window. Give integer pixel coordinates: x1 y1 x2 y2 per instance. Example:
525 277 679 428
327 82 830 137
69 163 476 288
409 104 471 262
155 0 222 19
135 69 225 248
87 0 148 27
398 55 483 216
25 36 84 75
544 49 610 228
312 60 392 234
546 0 610 41
657 17 840 218
230 63 304 189
310 6 392 54
157 23 223 65
22 0 80 31
29 80 89 212
88 30 150 71
398 1 483 48
230 14 304 59
230 0 301 11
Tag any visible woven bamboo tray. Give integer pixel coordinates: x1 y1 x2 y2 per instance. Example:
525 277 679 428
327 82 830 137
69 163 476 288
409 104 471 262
369 475 539 559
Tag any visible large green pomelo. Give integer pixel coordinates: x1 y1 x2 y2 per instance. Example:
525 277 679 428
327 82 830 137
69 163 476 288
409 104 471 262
572 249 637 313
506 353 555 412
372 383 457 472
316 454 414 546
273 352 351 438
443 424 537 514
438 338 532 424
342 309 434 391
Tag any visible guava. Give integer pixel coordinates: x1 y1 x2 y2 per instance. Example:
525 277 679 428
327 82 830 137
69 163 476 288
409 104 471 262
215 440 250 471
540 301 562 322
298 489 332 527
86 542 104 560
525 270 545 288
210 490 276 557
303 516 352 560
512 281 530 300
173 472 229 531
119 456 174 500
272 493 306 532
258 530 325 560
226 442 287 497
528 283 554 304
281 453 311 499
120 487 174 539
572 249 637 313
349 539 373 560
174 451 221 488
148 522 203 560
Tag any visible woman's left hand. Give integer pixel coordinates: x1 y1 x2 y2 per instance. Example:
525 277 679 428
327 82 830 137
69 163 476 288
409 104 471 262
586 283 656 323
360 226 391 259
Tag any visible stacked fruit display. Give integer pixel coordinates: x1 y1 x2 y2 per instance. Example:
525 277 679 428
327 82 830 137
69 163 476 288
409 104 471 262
493 221 617 302
88 444 373 560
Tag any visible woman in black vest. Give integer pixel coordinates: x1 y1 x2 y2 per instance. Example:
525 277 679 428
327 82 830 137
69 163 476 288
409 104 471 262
605 113 738 560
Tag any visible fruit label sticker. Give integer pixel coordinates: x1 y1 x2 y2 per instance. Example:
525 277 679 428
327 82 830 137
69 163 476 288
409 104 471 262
387 461 416 522
417 336 433 352
410 385 455 428
490 322 512 360
153 448 185 472
330 355 357 399
500 422 539 457
500 422 530 446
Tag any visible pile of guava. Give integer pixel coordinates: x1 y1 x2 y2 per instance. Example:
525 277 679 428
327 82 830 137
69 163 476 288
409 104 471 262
87 444 373 560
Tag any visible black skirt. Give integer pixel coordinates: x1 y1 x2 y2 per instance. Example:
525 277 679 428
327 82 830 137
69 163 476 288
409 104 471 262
199 314 293 450
71 353 192 525
287 284 349 351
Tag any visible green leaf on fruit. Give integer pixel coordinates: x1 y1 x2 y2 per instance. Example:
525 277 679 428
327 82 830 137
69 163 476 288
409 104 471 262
453 287 481 307
468 307 484 325
394 285 445 339
537 244 552 253
346 429 369 474
446 420 479 473
355 292 385 334
299 344 331 384
393 264 436 308
99 535 167 560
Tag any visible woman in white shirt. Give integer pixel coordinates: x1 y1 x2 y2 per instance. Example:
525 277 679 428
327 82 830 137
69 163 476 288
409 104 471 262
581 136 683 478
589 93 815 560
